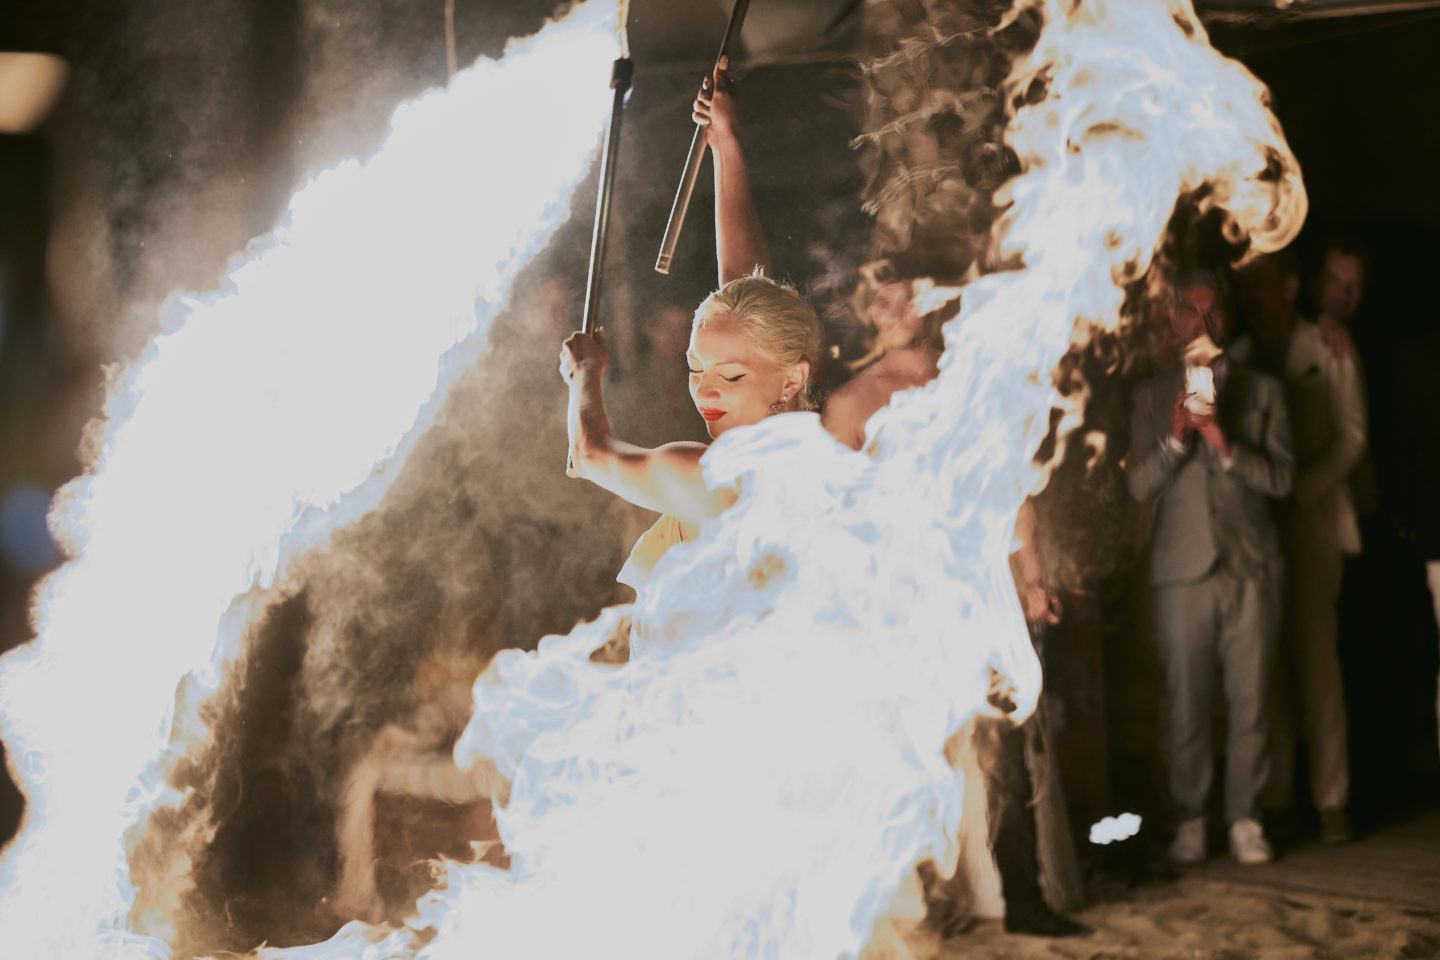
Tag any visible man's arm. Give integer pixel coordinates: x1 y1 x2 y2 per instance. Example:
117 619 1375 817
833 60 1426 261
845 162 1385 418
1294 351 1367 507
694 57 770 286
1214 375 1294 499
1126 382 1187 502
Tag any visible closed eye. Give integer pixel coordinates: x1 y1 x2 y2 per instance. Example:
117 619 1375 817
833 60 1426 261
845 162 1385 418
723 374 746 383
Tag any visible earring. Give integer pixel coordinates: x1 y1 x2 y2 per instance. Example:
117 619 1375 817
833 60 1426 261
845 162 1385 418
768 394 788 416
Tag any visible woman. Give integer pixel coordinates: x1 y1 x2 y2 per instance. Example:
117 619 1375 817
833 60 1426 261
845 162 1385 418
558 58 820 593
559 274 821 593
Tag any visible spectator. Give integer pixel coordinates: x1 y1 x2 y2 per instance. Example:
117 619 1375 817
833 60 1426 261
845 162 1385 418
820 259 946 451
1234 251 1365 844
825 271 1087 936
1126 272 1293 865
1313 239 1366 346
1310 236 1377 513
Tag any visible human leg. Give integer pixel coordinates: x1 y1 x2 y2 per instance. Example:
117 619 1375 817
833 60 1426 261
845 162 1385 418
1217 569 1280 861
1155 580 1219 824
977 716 1089 937
1289 533 1350 828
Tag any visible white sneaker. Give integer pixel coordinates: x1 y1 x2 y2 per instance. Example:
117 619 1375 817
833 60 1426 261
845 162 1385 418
1168 817 1206 865
1229 818 1273 865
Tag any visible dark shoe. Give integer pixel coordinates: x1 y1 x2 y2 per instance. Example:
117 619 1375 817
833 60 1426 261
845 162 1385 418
1319 808 1354 845
1168 816 1206 865
1004 901 1092 937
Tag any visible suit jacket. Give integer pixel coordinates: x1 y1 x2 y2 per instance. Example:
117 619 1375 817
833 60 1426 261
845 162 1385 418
1127 362 1294 586
1232 321 1366 554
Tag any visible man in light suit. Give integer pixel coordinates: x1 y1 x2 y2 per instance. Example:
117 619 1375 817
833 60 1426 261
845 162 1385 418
1127 272 1294 865
1234 251 1366 845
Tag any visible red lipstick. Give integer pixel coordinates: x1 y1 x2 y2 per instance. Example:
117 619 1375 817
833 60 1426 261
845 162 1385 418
699 407 726 422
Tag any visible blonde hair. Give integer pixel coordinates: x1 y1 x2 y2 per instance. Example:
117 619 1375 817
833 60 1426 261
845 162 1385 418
693 273 822 411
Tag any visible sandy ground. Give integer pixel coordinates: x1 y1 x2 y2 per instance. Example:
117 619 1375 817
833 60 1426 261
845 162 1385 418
912 807 1440 960
917 876 1440 960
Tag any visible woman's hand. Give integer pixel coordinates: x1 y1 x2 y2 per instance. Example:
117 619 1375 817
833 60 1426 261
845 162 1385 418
1024 583 1062 629
692 55 739 145
559 328 609 383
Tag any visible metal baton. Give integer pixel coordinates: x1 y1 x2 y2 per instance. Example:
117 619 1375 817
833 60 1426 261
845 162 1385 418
583 56 634 333
654 0 752 275
567 56 634 479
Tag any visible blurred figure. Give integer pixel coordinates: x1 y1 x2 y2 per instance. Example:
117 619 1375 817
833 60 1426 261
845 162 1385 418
1310 236 1376 509
1234 251 1365 844
1313 240 1365 339
1126 272 1293 866
820 259 945 450
997 498 1090 935
823 269 1088 936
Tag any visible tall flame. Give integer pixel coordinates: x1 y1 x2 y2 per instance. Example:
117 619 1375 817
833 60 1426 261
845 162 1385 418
0 4 623 957
245 2 1305 960
0 0 1307 957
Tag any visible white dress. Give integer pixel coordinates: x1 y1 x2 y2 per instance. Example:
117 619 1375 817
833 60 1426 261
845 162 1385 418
616 514 689 594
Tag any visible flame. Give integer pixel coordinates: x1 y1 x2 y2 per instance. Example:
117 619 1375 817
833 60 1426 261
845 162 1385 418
247 3 1302 960
0 0 1307 957
0 3 623 957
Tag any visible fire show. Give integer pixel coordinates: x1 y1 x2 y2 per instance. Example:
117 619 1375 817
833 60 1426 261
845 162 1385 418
0 0 1437 958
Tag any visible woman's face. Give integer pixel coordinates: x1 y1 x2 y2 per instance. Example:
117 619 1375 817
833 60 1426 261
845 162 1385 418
869 280 923 350
687 314 795 439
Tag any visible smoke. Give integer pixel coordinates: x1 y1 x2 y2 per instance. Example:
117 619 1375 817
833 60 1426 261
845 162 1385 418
0 4 633 957
136 264 656 953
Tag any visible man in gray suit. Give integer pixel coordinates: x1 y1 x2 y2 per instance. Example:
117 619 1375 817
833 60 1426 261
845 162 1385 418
1127 272 1294 865
1234 251 1365 845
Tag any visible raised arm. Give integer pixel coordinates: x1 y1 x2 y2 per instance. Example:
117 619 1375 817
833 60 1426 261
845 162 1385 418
1126 382 1189 502
694 57 770 287
560 330 734 526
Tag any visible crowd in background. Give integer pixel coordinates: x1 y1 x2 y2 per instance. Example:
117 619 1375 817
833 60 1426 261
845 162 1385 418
523 220 1440 935
1011 230 1440 889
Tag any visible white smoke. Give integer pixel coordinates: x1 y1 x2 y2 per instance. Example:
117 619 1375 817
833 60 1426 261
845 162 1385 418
0 3 625 957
